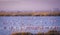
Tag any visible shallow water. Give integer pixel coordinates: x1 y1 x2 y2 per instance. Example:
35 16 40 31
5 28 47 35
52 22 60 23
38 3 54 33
0 16 60 35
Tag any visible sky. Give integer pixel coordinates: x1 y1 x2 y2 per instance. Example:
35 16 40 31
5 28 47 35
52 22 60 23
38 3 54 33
0 0 60 11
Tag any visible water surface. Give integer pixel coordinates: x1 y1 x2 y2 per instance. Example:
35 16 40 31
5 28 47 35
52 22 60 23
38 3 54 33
0 16 60 35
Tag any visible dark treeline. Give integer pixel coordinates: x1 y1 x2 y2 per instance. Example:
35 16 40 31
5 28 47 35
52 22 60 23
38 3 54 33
0 11 60 16
12 30 60 35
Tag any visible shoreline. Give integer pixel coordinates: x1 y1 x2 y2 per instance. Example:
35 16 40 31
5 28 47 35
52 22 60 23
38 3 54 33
0 11 60 16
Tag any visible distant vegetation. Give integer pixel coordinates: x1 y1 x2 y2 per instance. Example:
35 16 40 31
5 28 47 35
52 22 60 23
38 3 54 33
0 10 60 16
11 30 60 35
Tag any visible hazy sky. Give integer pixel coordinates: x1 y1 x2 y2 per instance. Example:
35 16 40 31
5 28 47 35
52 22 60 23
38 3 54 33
0 0 60 11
